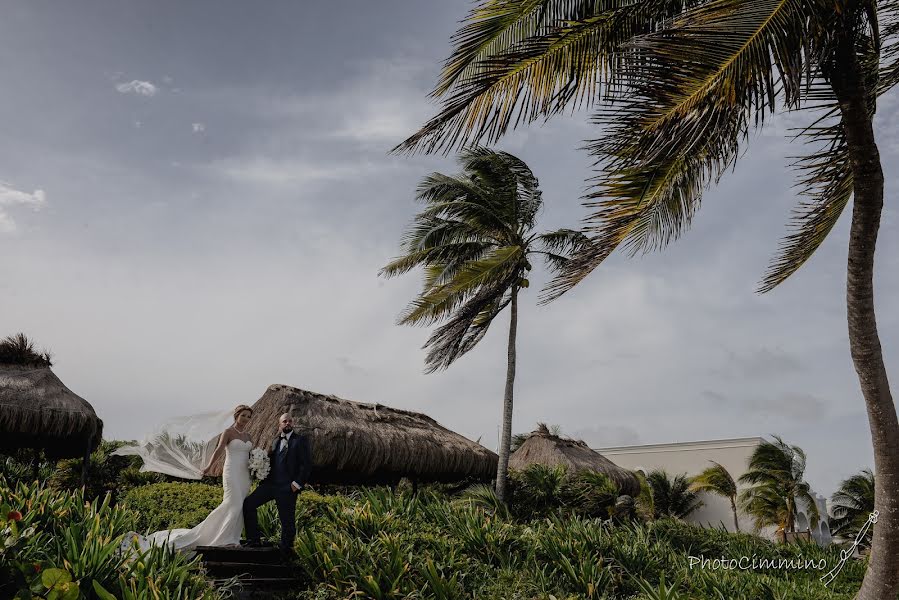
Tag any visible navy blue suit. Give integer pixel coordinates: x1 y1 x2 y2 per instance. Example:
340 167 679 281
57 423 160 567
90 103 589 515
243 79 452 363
242 431 312 550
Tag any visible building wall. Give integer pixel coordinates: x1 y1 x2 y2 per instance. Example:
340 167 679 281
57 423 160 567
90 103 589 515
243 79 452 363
594 437 829 543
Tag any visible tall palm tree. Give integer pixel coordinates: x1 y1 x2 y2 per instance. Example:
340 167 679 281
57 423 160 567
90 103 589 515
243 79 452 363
690 462 740 532
380 147 589 503
739 436 820 534
394 2 899 596
831 468 876 549
646 469 703 519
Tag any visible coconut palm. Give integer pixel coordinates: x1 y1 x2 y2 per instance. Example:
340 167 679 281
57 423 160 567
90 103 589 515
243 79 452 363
739 436 820 535
690 462 740 532
831 468 876 549
380 147 589 503
646 469 703 520
395 2 899 596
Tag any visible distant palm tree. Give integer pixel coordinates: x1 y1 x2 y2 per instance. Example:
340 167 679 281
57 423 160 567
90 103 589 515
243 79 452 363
739 436 820 533
380 147 589 503
831 468 876 550
646 469 702 520
690 462 740 532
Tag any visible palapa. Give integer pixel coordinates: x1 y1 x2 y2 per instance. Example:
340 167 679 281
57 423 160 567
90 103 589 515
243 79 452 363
509 423 641 496
212 384 497 485
0 364 103 459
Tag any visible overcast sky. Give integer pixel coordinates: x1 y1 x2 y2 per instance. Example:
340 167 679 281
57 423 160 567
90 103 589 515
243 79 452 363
1 1 897 497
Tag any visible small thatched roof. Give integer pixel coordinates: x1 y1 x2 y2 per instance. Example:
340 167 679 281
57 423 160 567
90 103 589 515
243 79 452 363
220 384 497 485
509 424 641 496
0 365 103 458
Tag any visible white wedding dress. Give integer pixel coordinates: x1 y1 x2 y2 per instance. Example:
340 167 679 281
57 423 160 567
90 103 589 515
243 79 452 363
121 438 253 554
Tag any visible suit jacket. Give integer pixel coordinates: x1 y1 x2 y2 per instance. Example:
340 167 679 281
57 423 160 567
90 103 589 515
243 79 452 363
267 431 313 487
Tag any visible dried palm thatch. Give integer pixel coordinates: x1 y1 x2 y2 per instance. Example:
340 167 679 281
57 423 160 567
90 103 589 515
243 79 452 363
509 423 640 496
219 384 497 485
0 364 103 459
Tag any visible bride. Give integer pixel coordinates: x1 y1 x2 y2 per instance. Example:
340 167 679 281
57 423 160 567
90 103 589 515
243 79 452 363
115 404 256 553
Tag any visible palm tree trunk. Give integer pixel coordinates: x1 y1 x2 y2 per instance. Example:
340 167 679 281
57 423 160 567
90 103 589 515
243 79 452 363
730 496 740 532
832 38 899 600
495 285 519 504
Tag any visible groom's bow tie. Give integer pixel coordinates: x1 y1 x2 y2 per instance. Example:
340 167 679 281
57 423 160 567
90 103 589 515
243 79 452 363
280 433 288 438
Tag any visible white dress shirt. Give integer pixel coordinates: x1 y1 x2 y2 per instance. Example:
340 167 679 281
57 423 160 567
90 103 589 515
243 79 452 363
278 431 302 491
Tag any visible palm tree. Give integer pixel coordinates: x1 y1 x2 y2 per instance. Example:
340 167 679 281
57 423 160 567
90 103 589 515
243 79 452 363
690 462 740 532
646 469 703 519
394 2 899 596
380 147 589 503
739 436 820 535
831 468 876 549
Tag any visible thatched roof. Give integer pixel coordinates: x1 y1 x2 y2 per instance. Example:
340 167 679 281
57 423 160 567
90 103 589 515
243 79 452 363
217 384 497 485
509 424 641 496
0 364 103 458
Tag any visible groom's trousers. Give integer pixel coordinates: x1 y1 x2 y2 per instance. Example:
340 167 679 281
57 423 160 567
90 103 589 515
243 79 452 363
242 482 297 550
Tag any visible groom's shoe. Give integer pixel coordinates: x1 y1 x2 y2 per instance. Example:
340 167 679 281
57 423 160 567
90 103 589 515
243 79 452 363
242 539 263 548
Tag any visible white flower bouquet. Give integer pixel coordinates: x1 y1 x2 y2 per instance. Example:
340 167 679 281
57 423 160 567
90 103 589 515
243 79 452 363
248 448 271 481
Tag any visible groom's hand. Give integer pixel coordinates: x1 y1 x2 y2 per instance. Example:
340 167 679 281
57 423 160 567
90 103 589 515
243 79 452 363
290 482 301 492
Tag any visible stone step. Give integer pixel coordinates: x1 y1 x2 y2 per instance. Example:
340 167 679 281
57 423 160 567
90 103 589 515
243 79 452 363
195 545 283 565
204 561 295 580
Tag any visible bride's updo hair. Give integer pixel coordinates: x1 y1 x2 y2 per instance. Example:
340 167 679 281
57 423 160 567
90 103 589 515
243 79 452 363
233 405 253 421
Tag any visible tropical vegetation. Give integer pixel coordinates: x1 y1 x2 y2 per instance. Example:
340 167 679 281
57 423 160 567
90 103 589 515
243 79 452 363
691 462 741 532
831 468 877 550
739 436 820 535
395 1 899 596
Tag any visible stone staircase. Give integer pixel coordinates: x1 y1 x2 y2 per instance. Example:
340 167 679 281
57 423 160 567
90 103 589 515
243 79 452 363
195 545 303 597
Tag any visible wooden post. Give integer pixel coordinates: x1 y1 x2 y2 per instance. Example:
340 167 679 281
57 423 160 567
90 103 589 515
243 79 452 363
81 442 90 487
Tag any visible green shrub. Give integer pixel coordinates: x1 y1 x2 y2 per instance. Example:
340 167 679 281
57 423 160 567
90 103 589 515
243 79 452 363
121 482 223 532
50 439 169 504
0 476 220 599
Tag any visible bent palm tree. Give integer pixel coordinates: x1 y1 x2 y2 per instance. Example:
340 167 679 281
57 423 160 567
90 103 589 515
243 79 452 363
646 469 703 519
739 436 820 534
396 2 899 596
831 468 876 549
380 147 589 503
690 462 740 532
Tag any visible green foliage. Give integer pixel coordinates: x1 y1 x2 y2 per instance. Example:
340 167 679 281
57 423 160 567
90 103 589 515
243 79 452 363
504 464 624 521
0 476 220 599
50 439 168 504
647 470 704 520
739 436 820 532
830 468 875 549
121 482 223 532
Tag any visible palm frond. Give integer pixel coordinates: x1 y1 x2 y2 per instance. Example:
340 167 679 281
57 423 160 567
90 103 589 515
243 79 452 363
394 0 683 155
398 245 525 326
877 0 899 94
421 271 520 372
758 121 852 292
543 0 814 301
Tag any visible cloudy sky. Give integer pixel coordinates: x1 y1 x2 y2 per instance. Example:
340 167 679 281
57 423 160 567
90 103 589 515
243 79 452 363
2 1 897 497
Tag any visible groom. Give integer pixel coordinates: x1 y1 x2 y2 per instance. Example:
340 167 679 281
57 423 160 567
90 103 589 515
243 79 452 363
243 412 313 552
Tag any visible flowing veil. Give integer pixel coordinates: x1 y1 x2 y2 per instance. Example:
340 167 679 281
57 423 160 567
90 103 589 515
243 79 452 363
112 408 235 479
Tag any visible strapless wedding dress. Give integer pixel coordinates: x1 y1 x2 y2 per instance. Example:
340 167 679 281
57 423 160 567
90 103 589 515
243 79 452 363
121 438 253 553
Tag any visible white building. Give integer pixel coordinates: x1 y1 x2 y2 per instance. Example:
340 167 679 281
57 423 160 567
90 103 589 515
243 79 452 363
594 437 832 544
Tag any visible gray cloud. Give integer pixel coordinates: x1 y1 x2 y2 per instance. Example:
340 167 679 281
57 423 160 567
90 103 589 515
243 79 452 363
115 80 158 97
0 1 895 498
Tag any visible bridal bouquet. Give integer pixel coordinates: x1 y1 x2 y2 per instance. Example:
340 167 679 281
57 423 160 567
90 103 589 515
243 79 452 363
248 448 270 481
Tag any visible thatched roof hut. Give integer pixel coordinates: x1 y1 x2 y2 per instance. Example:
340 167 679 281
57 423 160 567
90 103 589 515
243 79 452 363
509 424 641 496
0 364 104 459
223 384 497 485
